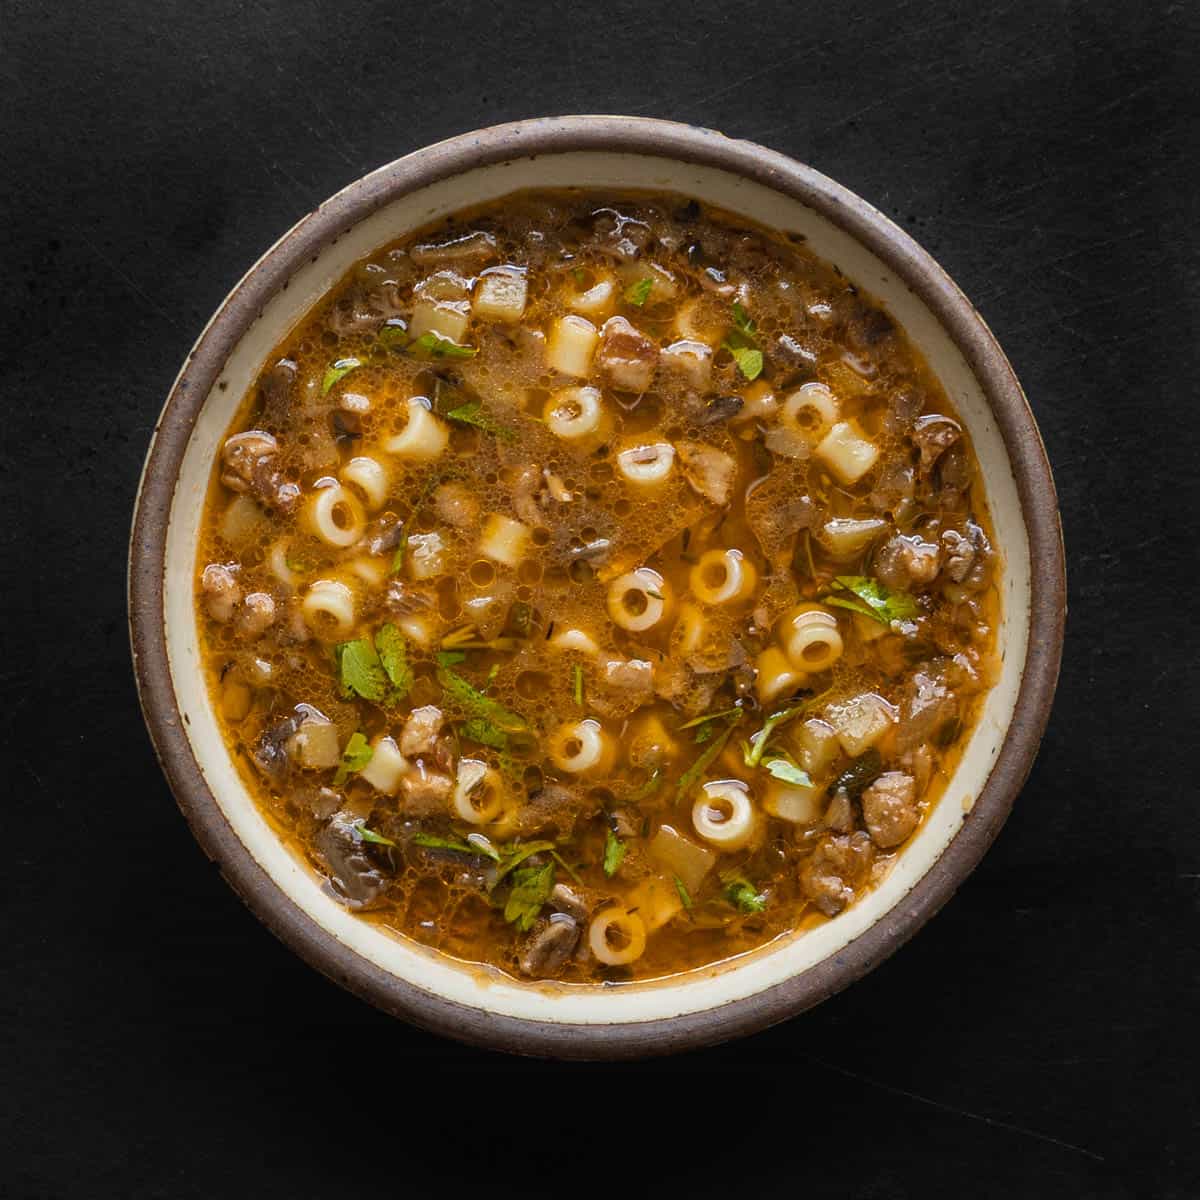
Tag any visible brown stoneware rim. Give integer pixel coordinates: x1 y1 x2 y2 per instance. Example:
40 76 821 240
129 116 1066 1060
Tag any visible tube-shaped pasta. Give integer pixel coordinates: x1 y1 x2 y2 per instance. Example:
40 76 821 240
615 441 675 488
689 548 758 606
659 339 712 390
548 627 601 655
305 483 366 549
300 578 356 640
348 556 387 587
544 386 606 443
548 719 613 775
340 455 390 512
478 513 530 567
671 601 708 659
814 419 880 484
384 398 450 461
567 277 616 319
607 568 670 633
692 780 758 851
781 603 844 672
588 907 647 966
451 758 505 824
359 736 407 796
781 382 839 440
268 540 302 590
755 644 806 705
546 315 599 377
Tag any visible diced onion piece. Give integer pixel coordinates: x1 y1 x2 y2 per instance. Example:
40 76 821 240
384 398 450 461
755 644 806 706
624 878 684 932
451 758 505 824
781 604 844 672
305 483 366 549
546 315 599 378
548 719 612 775
288 717 341 770
359 736 407 795
616 441 675 487
301 579 356 640
407 532 447 581
659 339 712 390
689 548 757 606
396 612 436 647
692 780 758 851
647 824 716 894
408 270 471 342
814 419 880 484
827 692 897 756
796 718 841 775
853 611 889 643
478 513 530 568
544 386 606 442
607 568 670 633
671 601 708 658
220 495 267 547
763 777 824 825
588 907 647 966
340 455 390 512
472 265 527 323
823 517 888 561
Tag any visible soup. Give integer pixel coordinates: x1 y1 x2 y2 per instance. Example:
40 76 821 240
195 191 1000 983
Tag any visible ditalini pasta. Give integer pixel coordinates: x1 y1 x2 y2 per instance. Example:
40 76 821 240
196 190 1000 983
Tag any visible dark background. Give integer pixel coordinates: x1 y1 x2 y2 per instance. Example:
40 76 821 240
3 1 1197 1195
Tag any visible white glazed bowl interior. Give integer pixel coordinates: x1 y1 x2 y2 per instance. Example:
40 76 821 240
160 149 1029 1027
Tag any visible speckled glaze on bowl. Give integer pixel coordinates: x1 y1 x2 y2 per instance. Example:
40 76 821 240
128 117 1065 1060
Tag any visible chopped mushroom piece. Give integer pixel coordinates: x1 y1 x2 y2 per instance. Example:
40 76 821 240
399 764 453 815
676 441 736 506
237 591 276 637
875 534 941 591
315 811 390 910
433 480 480 530
220 430 299 512
597 316 657 392
400 705 446 757
201 563 241 622
861 771 919 848
519 914 580 978
800 831 874 916
912 414 961 473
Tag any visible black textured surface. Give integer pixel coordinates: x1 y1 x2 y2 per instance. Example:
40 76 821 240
3 2 1198 1196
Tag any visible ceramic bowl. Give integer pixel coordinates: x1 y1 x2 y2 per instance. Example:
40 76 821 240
129 116 1065 1059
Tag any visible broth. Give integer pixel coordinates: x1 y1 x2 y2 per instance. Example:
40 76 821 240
195 190 1000 983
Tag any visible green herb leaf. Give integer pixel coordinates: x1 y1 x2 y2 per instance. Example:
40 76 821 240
628 768 663 802
504 860 556 931
823 575 921 627
333 731 373 787
444 398 515 441
353 820 394 846
761 752 814 787
408 331 477 359
625 277 654 306
334 637 389 703
603 829 626 878
732 301 756 337
389 529 408 576
674 875 694 911
725 878 767 913
411 832 480 855
676 711 744 801
726 343 764 381
321 357 363 395
572 267 587 286
438 666 528 733
572 663 584 708
461 716 508 750
375 623 413 700
680 705 743 743
507 601 533 638
377 321 408 349
437 649 467 668
492 840 557 886
744 699 809 768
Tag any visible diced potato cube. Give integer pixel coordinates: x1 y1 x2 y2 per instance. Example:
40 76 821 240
359 735 407 795
288 718 341 770
568 277 616 318
408 271 471 343
548 627 600 655
407 532 447 580
853 612 888 644
478 513 530 567
815 420 880 485
648 824 716 894
826 693 896 756
793 717 842 775
625 877 684 932
472 265 527 323
546 315 599 378
763 778 824 824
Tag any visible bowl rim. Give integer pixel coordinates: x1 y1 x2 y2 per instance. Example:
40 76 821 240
128 115 1065 1060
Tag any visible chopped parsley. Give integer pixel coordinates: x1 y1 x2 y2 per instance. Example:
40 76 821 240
333 637 389 704
333 731 373 787
408 331 477 359
321 356 363 395
375 623 413 699
504 860 556 931
352 820 394 846
722 301 763 381
744 699 810 768
603 829 626 877
761 752 813 787
411 832 482 856
573 663 584 708
438 665 528 752
444 398 514 440
625 277 654 306
725 878 767 913
823 575 921 627
674 875 694 911
676 710 744 801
